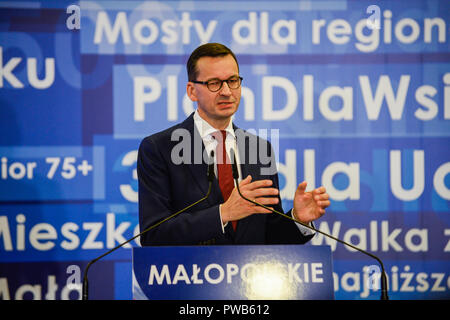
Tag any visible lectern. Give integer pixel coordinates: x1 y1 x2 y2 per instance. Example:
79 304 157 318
133 245 334 300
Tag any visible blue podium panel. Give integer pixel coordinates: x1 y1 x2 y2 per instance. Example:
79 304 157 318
132 245 334 300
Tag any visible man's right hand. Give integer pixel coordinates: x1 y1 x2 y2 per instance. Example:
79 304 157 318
220 175 279 224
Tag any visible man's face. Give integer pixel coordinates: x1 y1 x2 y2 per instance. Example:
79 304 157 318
187 54 241 128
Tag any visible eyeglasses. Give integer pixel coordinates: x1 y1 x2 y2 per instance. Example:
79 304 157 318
191 76 243 92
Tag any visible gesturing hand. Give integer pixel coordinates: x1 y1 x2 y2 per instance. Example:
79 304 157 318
220 175 278 224
292 181 330 224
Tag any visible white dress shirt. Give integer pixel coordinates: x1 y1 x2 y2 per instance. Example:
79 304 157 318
193 109 315 237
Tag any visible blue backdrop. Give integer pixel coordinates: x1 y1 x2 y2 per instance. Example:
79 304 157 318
0 0 449 300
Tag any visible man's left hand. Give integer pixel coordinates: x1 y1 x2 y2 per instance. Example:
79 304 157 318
292 181 330 224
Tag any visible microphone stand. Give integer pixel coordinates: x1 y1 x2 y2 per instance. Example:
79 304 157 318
82 152 215 300
229 150 388 300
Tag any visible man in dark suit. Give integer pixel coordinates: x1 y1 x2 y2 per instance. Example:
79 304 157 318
138 43 330 246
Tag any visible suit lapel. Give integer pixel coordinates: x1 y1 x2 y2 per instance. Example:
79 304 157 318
181 114 223 206
234 125 261 239
234 124 261 181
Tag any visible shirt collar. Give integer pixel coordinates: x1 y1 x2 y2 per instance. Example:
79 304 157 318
193 109 235 140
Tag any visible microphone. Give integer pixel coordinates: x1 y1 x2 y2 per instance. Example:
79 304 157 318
229 149 389 300
82 151 215 300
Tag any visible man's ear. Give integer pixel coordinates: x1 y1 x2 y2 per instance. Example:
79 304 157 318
186 82 198 102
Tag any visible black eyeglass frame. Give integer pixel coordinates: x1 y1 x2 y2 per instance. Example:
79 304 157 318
190 76 243 92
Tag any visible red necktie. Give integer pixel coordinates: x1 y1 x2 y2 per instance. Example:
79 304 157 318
213 130 237 231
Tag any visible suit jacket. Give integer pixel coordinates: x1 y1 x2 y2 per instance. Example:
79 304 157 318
137 113 314 246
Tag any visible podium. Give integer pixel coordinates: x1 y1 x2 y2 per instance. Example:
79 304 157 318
132 245 334 300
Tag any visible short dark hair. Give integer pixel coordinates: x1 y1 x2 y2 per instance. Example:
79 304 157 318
186 43 239 81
